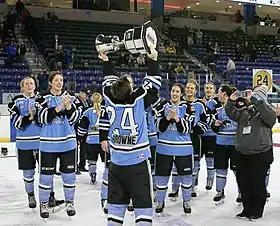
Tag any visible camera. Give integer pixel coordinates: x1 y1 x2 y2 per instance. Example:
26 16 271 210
236 91 247 98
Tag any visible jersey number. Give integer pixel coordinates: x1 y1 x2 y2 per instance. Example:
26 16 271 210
106 107 139 136
256 74 268 86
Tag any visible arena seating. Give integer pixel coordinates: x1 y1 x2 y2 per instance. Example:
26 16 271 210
29 19 209 98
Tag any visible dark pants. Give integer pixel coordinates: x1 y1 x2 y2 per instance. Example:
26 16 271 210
235 149 273 217
78 140 87 169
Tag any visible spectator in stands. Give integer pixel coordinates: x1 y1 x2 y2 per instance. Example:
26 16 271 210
235 44 242 61
196 29 203 45
213 42 220 60
44 12 51 21
167 61 175 71
175 62 185 73
264 14 272 26
187 35 193 47
15 0 25 23
127 54 135 68
4 12 16 38
16 38 26 63
50 13 58 22
37 69 49 93
117 53 127 68
226 58 236 85
166 45 176 54
206 41 214 54
253 13 261 25
54 45 65 70
235 10 244 23
136 54 145 66
243 41 251 62
5 41 17 66
251 44 258 62
15 0 25 12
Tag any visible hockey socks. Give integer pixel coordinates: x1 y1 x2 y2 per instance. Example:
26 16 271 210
23 169 35 194
156 176 169 202
61 172 76 202
216 169 228 192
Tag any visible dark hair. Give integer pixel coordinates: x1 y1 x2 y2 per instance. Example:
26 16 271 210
220 84 235 97
110 75 132 102
187 79 198 90
171 83 185 96
48 71 63 84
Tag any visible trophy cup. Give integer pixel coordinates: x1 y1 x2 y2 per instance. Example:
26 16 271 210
95 21 159 55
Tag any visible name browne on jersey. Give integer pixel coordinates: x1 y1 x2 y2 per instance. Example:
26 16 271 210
112 134 138 146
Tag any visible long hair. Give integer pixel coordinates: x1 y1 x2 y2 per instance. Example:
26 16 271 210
91 92 102 117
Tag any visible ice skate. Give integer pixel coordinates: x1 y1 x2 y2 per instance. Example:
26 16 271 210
213 191 225 205
236 211 248 219
205 179 214 191
168 188 179 202
155 201 165 216
266 190 270 201
65 201 76 217
236 192 242 204
191 186 197 198
101 199 108 214
183 201 191 214
48 192 65 208
90 173 97 185
127 202 134 212
28 192 37 209
40 202 49 219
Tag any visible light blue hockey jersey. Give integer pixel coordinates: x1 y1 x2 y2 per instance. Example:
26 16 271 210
211 105 237 146
35 91 82 152
185 99 210 135
99 59 161 166
8 94 41 150
155 101 195 156
77 107 99 144
147 106 158 147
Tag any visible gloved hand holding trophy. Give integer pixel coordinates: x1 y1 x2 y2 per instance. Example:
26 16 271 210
95 21 159 55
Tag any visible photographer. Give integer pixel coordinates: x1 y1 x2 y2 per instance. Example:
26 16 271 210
225 86 275 220
210 85 239 205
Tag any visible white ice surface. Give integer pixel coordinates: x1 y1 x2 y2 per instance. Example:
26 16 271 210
1 134 280 226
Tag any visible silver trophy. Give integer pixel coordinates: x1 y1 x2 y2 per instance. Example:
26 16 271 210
95 21 158 55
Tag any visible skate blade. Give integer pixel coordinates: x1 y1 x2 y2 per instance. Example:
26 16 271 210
42 218 48 223
214 200 225 206
49 205 66 214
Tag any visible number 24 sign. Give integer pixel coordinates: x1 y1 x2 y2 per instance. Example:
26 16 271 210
252 69 273 93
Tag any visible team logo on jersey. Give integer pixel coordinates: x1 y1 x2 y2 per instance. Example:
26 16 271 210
137 153 145 159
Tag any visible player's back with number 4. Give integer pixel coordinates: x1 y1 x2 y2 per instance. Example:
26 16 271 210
99 48 161 166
